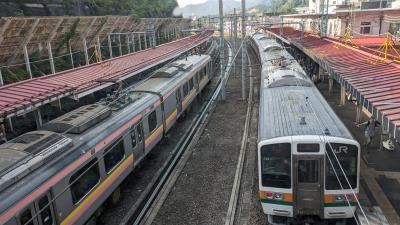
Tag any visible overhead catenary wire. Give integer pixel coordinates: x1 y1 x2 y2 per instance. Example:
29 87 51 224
309 101 370 225
284 58 363 225
295 75 364 225
295 59 371 225
252 31 365 223
289 73 364 225
272 39 371 224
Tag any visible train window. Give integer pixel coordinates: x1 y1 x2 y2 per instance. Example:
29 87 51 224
131 128 137 148
297 144 319 153
137 123 143 142
19 208 34 225
260 143 291 188
70 159 100 204
148 111 157 133
104 139 125 173
183 83 188 96
38 195 53 225
189 78 194 90
325 143 358 190
298 160 319 183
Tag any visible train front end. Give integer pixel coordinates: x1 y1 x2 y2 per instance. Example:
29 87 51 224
258 136 360 225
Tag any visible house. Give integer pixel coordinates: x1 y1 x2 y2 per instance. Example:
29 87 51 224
266 0 400 37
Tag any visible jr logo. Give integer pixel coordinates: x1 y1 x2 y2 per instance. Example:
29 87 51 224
334 146 348 154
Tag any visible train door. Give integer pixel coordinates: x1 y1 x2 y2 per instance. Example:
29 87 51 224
175 89 182 114
294 156 323 217
34 193 55 225
136 122 144 154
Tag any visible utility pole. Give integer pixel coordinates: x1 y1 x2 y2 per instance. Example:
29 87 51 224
241 0 247 100
146 18 156 48
219 0 226 100
320 0 328 36
233 8 238 74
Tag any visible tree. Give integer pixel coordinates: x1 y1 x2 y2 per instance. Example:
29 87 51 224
64 0 179 17
279 1 296 13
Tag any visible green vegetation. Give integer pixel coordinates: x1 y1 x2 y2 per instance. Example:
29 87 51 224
63 0 179 17
15 9 25 17
250 0 297 14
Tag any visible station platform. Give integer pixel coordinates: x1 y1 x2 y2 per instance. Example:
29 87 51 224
318 79 399 225
265 27 400 144
262 26 400 224
0 31 212 118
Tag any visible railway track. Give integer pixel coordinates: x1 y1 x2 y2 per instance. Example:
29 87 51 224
224 38 261 225
115 40 234 225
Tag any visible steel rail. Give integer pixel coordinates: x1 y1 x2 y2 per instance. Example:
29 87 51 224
224 39 256 225
118 39 230 225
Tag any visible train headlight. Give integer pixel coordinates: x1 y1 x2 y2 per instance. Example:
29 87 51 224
266 192 273 199
335 194 354 202
335 195 345 202
273 193 283 200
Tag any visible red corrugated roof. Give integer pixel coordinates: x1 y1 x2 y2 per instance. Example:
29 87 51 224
267 27 400 139
0 31 213 117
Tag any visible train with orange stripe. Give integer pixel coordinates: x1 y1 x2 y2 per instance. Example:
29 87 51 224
251 32 360 224
0 54 212 225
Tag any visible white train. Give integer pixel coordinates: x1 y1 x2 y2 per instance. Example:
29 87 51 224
250 33 360 224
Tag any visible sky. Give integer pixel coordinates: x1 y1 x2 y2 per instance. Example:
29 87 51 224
177 0 241 7
177 0 208 7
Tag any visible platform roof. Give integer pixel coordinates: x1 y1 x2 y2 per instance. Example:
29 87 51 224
0 31 213 118
266 27 400 141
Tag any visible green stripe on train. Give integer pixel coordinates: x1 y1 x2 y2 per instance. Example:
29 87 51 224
260 199 293 206
324 202 357 207
261 199 357 207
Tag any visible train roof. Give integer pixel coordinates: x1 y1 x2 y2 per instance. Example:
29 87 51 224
252 33 354 141
136 55 210 93
0 54 211 208
259 86 353 140
0 131 71 173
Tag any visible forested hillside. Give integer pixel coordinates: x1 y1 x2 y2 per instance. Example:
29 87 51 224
0 0 179 17
74 0 179 17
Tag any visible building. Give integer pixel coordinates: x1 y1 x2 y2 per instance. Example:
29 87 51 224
267 0 400 37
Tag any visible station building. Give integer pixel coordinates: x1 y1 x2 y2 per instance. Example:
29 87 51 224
264 0 400 37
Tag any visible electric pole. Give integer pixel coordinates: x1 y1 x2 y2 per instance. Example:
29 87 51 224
233 8 238 74
219 0 226 100
241 0 247 100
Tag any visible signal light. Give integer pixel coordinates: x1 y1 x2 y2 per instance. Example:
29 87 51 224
345 194 353 201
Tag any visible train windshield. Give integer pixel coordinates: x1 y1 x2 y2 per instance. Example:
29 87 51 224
325 143 358 190
261 143 291 188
